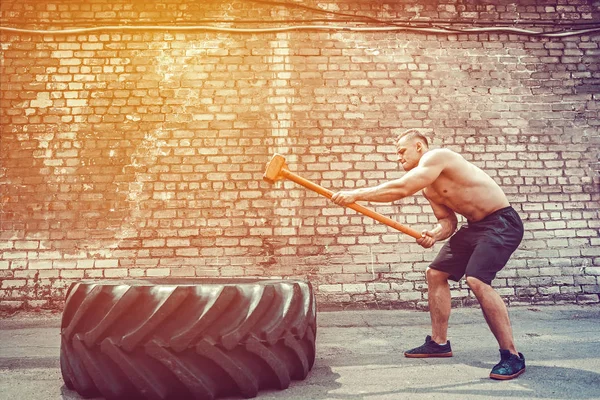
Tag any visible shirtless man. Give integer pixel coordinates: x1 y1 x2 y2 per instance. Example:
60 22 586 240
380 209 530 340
331 129 526 380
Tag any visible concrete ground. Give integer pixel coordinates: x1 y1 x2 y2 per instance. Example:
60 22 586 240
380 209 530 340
0 305 599 400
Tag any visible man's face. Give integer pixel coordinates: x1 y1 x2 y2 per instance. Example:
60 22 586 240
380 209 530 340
396 137 423 171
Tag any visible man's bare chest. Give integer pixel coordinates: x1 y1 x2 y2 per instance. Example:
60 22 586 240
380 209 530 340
424 178 455 203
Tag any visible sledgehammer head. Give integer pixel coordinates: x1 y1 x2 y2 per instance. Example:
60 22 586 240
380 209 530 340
263 153 287 184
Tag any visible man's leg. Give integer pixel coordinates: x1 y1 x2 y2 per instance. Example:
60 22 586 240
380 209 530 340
466 276 517 354
427 267 452 345
405 267 454 357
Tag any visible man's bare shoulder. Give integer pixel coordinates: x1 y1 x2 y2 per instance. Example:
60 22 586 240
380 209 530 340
420 148 462 165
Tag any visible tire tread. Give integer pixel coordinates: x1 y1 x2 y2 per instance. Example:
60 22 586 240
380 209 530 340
61 279 316 400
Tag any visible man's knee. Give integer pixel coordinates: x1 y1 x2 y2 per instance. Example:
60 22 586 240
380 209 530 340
465 275 489 292
426 267 449 285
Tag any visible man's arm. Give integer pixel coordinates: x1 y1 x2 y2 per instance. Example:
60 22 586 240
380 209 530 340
424 194 458 241
331 150 445 205
417 193 458 248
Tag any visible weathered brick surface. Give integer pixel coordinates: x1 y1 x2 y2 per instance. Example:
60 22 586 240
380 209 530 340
1 0 599 310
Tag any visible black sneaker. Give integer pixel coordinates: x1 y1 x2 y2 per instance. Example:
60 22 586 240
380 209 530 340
490 349 526 380
404 335 453 358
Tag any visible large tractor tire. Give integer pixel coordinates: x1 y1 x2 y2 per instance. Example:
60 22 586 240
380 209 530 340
59 279 316 400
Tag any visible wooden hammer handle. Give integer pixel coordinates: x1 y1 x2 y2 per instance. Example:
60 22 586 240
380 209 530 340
281 168 422 239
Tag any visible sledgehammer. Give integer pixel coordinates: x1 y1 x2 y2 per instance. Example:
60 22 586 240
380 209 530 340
263 153 421 239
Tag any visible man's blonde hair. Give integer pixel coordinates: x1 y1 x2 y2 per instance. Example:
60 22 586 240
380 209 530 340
397 129 429 147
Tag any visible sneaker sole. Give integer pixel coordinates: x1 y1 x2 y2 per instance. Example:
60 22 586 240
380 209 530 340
489 367 526 380
404 352 453 358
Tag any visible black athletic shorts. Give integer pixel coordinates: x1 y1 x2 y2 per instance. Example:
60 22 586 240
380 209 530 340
429 206 524 285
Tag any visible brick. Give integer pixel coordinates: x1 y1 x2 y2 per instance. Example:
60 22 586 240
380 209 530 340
175 248 199 257
51 50 73 58
28 261 53 270
342 283 366 293
0 301 25 310
577 294 599 304
166 238 191 247
61 270 85 279
77 260 95 269
94 259 119 268
374 292 399 301
318 284 342 293
53 261 77 269
171 267 196 277
2 280 27 288
104 269 128 278
13 270 34 278
398 291 422 301
2 252 28 260
146 268 171 277
143 239 165 248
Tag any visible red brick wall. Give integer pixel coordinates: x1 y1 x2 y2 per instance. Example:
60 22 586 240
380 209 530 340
1 0 599 310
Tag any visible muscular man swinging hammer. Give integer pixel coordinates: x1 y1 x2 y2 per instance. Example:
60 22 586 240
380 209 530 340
331 129 526 380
